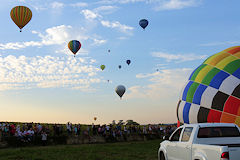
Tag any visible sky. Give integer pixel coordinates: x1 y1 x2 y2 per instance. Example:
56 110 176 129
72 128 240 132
0 0 240 125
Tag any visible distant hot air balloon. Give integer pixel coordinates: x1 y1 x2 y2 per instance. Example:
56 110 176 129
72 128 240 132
108 49 110 53
94 117 97 121
118 65 122 69
126 60 131 65
139 19 148 30
100 65 105 70
115 85 126 99
10 6 32 32
107 80 110 83
177 46 240 127
68 40 81 57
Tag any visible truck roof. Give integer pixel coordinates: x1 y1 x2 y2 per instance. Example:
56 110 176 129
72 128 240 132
182 123 237 128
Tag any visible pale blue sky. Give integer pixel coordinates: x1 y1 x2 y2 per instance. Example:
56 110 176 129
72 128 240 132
0 0 239 124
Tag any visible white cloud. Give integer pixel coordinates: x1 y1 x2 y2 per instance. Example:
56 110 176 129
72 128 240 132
81 9 101 20
98 0 146 4
127 68 192 99
101 20 134 33
0 25 105 52
70 2 88 7
51 2 64 9
152 51 207 62
153 0 201 11
0 55 101 91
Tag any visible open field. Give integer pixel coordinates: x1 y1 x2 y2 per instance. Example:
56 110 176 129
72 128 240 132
0 139 162 160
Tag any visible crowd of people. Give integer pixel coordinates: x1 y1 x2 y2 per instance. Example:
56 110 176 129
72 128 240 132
0 122 177 146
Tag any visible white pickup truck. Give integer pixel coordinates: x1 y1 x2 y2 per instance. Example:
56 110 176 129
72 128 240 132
158 123 240 160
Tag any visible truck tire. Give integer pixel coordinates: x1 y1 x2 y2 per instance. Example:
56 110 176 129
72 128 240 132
160 152 165 160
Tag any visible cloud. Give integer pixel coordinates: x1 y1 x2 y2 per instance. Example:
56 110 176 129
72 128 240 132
0 25 105 52
101 20 134 33
51 2 64 9
153 0 201 11
70 2 88 7
81 9 102 20
0 55 101 91
152 51 207 62
127 68 192 99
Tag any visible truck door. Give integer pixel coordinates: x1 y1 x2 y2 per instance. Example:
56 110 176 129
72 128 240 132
167 127 183 160
177 127 193 160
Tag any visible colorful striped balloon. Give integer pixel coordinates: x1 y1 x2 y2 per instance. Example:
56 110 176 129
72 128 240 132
68 40 81 57
10 6 32 32
177 46 240 127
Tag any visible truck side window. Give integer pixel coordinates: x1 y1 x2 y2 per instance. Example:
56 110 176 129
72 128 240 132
170 128 183 141
181 127 193 142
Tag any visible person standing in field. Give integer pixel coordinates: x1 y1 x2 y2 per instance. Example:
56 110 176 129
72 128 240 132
41 131 47 146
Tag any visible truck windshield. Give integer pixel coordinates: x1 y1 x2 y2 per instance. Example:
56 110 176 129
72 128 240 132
197 127 240 138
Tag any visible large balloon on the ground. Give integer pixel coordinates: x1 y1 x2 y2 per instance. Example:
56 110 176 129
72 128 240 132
139 19 148 30
10 6 32 32
115 85 126 99
177 46 240 127
68 40 81 57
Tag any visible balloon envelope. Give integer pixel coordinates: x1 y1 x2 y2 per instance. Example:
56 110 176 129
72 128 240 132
10 6 32 32
68 40 81 56
139 19 148 30
126 60 131 65
115 85 126 99
94 117 97 121
177 46 240 127
100 65 105 70
118 65 122 69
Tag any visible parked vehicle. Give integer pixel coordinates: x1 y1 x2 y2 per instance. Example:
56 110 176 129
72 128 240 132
158 123 240 160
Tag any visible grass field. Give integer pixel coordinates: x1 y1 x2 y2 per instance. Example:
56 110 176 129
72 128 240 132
0 139 162 160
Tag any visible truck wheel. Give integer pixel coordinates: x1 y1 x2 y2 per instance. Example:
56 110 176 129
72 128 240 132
160 152 165 160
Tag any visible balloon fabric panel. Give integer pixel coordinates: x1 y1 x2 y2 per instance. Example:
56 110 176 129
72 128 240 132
223 96 240 115
209 70 229 89
194 65 213 83
219 75 240 95
211 91 229 111
232 68 240 79
200 87 218 109
182 81 193 101
186 82 199 103
197 107 210 123
221 112 237 123
190 64 207 81
204 51 229 66
215 55 238 70
188 103 200 123
226 46 240 54
223 59 240 74
183 102 191 123
192 84 207 105
201 68 221 86
207 109 222 123
232 84 240 99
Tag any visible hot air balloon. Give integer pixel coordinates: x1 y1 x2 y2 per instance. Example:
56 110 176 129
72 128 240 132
139 19 148 30
118 65 122 69
100 65 105 70
126 60 131 65
115 85 126 99
177 46 240 127
10 6 32 32
108 49 110 53
68 40 81 57
94 117 97 121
